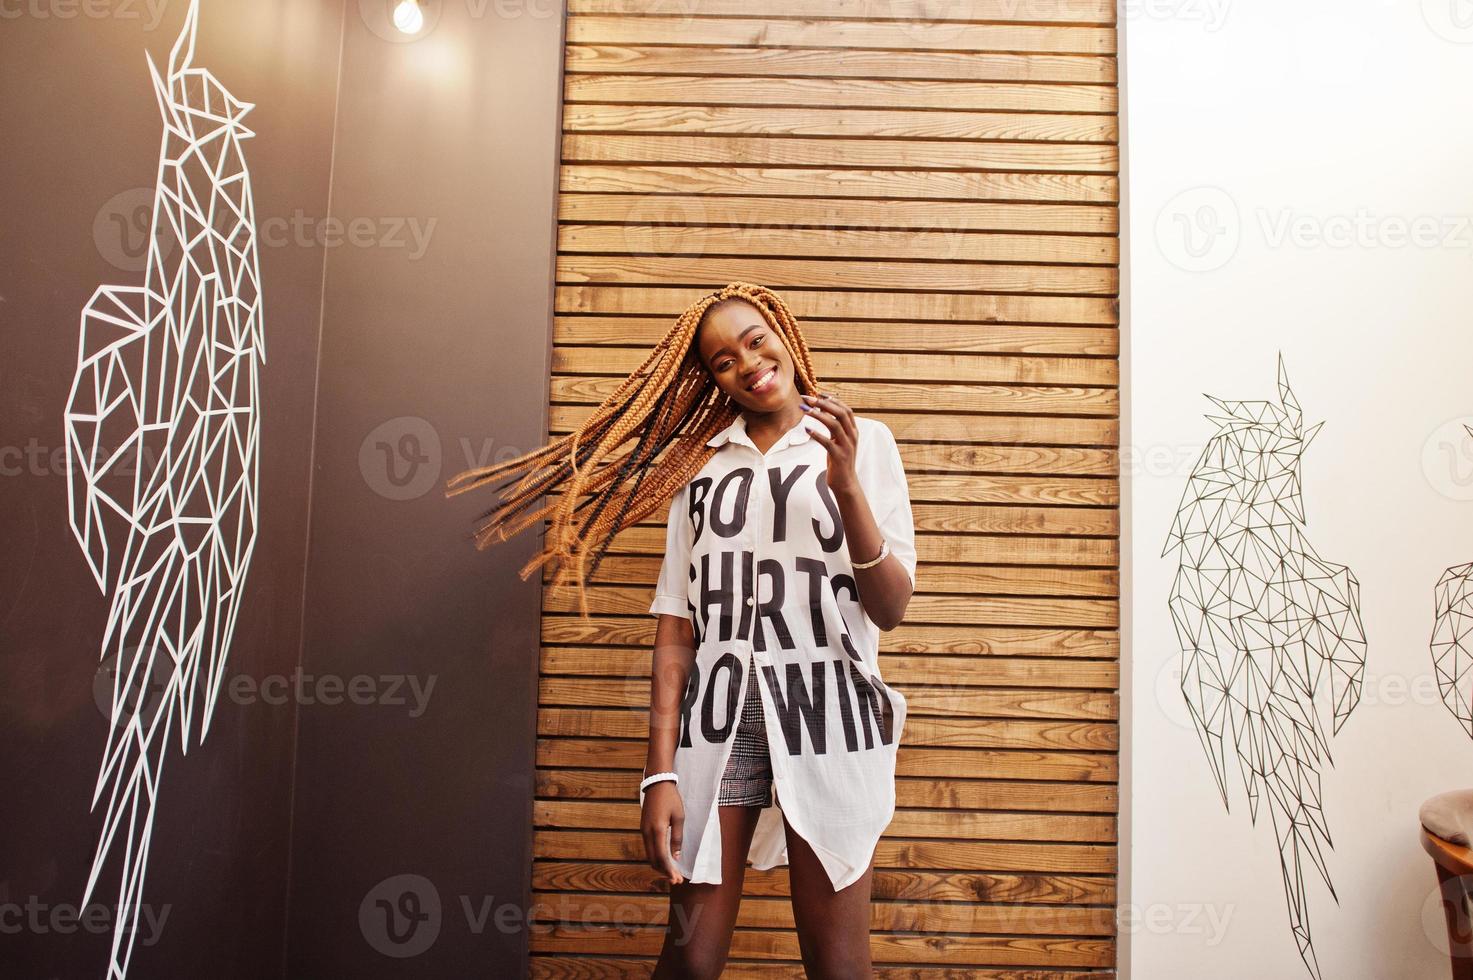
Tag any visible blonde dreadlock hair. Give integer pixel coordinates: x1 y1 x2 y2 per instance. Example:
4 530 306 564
444 282 822 620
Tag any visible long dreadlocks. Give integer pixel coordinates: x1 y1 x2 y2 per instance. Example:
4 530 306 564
444 281 822 619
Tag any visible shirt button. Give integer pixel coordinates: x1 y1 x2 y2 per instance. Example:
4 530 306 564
745 596 754 607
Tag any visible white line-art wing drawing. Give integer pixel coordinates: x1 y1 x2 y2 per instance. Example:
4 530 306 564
1162 355 1366 980
1432 440 1473 735
63 1 263 975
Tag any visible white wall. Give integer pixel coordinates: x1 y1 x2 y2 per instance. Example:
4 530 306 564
1124 1 1473 977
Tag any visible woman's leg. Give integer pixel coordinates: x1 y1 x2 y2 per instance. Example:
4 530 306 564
653 804 763 979
784 813 876 978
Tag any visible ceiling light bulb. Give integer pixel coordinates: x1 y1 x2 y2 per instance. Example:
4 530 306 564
392 0 423 35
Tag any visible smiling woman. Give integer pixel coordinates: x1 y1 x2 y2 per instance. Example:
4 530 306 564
445 281 917 977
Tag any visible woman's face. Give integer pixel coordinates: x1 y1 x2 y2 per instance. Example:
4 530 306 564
695 299 800 414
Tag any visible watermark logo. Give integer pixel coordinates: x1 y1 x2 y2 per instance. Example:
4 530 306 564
93 645 172 732
0 895 170 945
0 0 169 30
1153 651 1196 731
361 416 442 501
1422 417 1473 501
1156 186 1241 272
360 874 442 958
1422 0 1473 43
93 188 175 273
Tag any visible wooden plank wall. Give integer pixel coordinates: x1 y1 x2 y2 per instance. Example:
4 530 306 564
534 1 1119 975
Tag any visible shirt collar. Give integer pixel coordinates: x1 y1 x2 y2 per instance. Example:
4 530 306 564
706 411 824 453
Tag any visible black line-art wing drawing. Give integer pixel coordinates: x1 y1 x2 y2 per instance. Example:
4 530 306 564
1432 437 1473 736
1162 355 1366 980
63 2 263 975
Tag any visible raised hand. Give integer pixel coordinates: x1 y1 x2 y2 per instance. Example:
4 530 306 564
801 391 860 495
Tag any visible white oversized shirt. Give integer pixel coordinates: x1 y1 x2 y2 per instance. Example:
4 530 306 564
647 410 917 890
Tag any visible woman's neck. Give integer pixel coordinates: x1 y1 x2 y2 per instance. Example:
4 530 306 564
742 399 805 454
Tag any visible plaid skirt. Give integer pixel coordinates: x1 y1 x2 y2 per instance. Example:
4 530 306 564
717 656 774 808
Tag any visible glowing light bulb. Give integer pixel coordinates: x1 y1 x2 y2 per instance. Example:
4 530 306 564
392 0 423 34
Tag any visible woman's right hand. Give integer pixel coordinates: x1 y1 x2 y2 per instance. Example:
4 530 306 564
640 781 686 885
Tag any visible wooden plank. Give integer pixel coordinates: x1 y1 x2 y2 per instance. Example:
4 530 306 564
565 74 1119 114
558 195 1119 236
530 860 1116 903
562 134 1118 174
529 889 1116 933
556 285 1118 326
569 0 1118 25
530 926 1115 967
557 253 1118 294
564 45 1118 85
533 958 1116 980
561 165 1119 202
561 221 1117 266
566 17 1116 55
564 103 1116 143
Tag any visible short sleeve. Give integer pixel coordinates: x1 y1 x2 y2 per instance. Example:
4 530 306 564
857 419 917 589
648 481 693 620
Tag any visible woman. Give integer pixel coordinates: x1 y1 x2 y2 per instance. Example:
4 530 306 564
446 282 917 977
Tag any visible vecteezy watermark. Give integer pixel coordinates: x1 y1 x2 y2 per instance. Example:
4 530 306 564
1257 209 1473 251
361 417 443 501
860 0 1230 43
1117 900 1236 944
5 438 162 479
229 671 437 718
0 896 171 946
359 874 703 957
92 193 437 271
93 188 176 273
1154 649 1443 733
1119 0 1232 31
0 0 168 29
1155 186 1242 273
1157 186 1473 271
93 646 173 732
256 211 437 260
360 874 441 958
1422 417 1473 501
92 652 438 723
1423 871 1473 955
1421 0 1473 43
360 416 538 502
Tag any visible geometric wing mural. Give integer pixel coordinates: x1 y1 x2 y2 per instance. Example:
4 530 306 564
62 2 263 975
1432 543 1473 738
1162 355 1367 980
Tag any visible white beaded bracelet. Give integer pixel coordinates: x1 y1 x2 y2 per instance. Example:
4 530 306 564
636 766 674 801
852 538 890 570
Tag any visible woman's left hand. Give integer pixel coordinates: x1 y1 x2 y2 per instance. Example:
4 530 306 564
802 391 860 495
